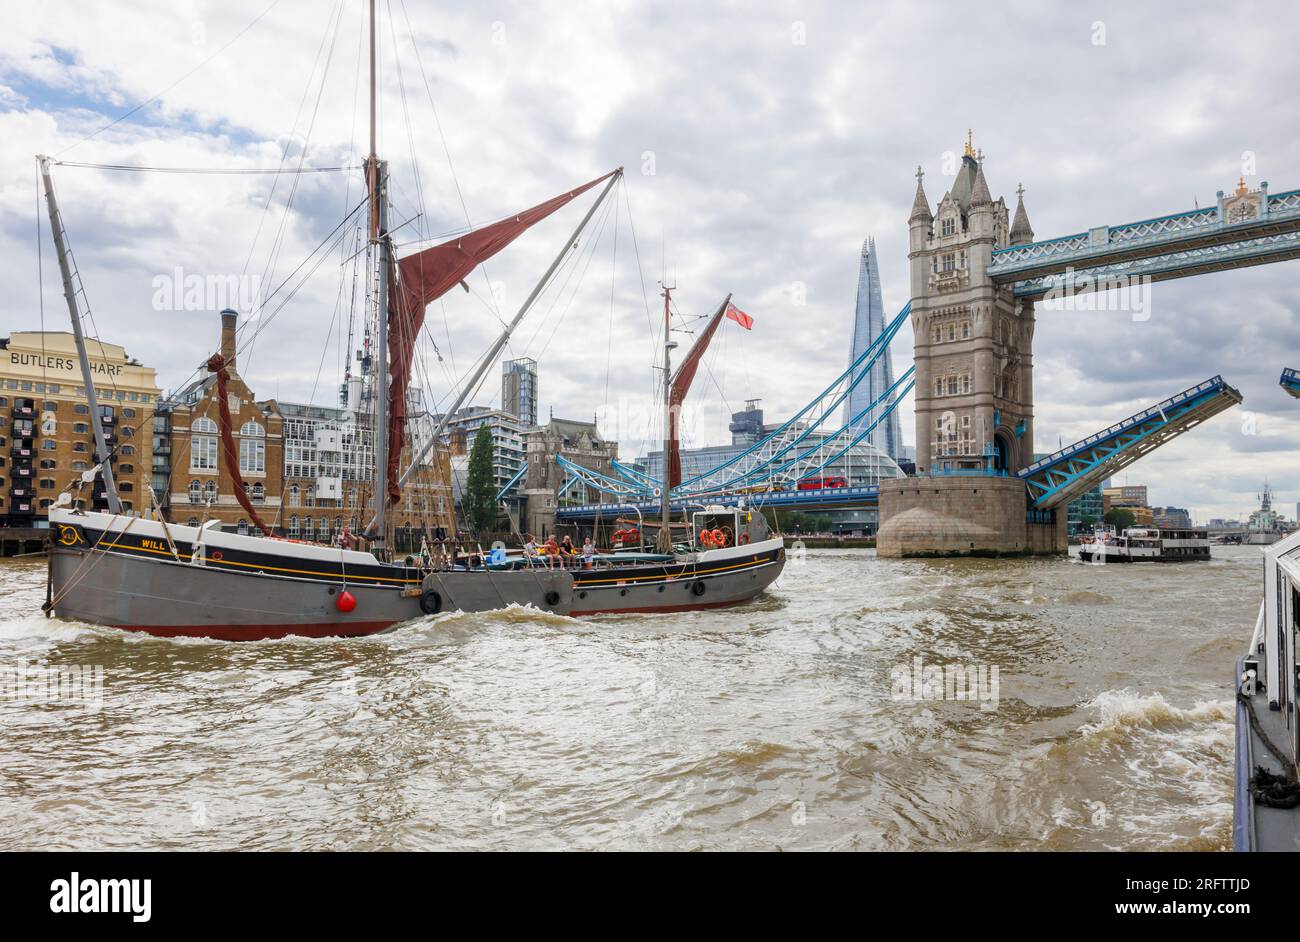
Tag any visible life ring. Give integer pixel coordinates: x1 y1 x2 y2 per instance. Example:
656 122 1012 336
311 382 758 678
419 589 442 615
739 532 750 545
690 580 706 596
711 528 729 547
699 530 715 548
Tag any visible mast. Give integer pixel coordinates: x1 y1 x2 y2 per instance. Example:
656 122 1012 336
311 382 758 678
656 283 676 552
374 168 623 526
366 0 390 543
37 155 121 514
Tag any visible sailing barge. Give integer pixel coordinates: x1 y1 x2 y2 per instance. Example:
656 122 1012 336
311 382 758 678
39 0 783 641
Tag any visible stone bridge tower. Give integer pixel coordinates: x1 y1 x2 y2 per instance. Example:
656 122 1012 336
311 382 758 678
878 134 1064 557
908 134 1036 474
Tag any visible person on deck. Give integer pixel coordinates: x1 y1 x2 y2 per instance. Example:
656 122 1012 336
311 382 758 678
543 535 560 569
523 534 539 566
560 535 576 565
337 526 354 551
581 536 595 569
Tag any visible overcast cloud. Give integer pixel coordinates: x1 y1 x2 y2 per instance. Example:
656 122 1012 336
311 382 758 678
2 0 1299 521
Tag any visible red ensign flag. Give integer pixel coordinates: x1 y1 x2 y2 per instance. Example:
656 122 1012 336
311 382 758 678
725 302 754 330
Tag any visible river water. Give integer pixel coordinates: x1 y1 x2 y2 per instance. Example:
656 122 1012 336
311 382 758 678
0 545 1259 851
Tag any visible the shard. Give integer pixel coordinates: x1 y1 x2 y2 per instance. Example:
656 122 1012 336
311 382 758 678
844 236 901 459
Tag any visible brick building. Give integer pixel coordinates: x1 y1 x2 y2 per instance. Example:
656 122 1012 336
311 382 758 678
0 331 161 526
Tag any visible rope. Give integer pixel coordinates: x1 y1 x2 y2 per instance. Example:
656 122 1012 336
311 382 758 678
1238 689 1300 808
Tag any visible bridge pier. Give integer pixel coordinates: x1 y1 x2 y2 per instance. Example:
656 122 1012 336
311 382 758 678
876 476 1066 557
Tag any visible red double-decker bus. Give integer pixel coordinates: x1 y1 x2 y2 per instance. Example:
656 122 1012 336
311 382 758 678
797 475 847 490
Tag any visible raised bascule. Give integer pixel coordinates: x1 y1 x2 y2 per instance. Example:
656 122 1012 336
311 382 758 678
517 134 1297 555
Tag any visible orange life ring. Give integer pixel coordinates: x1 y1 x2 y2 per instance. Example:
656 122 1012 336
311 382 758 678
699 530 715 548
739 532 750 545
711 528 728 547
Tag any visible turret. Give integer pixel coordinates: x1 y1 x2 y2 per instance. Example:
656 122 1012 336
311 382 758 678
1010 183 1034 244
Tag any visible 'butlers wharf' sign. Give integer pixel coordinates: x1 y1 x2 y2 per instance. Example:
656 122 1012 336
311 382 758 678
10 352 123 376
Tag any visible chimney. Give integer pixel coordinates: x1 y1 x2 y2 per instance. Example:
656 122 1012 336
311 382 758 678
219 308 238 369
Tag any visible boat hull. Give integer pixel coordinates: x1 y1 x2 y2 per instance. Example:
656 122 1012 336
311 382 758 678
46 510 784 640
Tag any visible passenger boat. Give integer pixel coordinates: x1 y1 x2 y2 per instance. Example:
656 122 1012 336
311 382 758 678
39 0 783 641
1234 526 1300 850
1077 526 1210 563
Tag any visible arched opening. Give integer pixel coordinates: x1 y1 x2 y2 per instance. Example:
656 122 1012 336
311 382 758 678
993 432 1012 473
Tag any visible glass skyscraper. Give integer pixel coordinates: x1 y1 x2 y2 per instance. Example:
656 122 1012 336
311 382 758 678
844 237 901 459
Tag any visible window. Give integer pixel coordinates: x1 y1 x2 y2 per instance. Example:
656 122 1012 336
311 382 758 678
941 216 955 236
42 440 56 451
39 459 56 470
251 483 265 503
120 464 134 474
74 403 89 414
121 445 134 456
72 461 88 471
123 408 135 419
204 480 217 501
43 401 57 412
288 483 300 507
119 482 133 492
192 417 218 471
72 442 88 452
288 515 299 538
73 422 88 434
239 435 265 473
305 486 314 507
189 480 202 503
187 517 199 528
122 427 134 438
942 253 955 272
39 478 55 489
961 321 971 339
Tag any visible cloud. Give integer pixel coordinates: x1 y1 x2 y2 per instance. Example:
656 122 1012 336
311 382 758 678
1 0 1298 521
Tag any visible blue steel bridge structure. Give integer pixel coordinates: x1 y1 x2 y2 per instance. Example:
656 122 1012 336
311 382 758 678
1281 368 1300 399
499 175 1295 527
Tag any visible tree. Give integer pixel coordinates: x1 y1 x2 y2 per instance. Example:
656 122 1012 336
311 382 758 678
1104 507 1136 531
464 424 498 533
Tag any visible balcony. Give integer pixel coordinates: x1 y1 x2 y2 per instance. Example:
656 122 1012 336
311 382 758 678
10 444 33 458
12 466 32 478
11 424 34 439
9 485 32 499
12 404 35 419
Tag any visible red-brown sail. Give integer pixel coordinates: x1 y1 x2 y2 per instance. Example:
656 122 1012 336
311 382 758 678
385 169 619 503
666 295 732 489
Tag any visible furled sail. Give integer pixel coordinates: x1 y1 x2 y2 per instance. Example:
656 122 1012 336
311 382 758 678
385 169 619 503
666 295 731 489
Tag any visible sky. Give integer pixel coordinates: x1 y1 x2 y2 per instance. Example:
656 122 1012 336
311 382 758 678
2 0 1299 522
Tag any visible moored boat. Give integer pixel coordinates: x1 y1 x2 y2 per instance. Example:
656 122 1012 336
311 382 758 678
1077 525 1210 563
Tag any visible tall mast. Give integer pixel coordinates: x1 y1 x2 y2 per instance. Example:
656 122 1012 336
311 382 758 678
656 283 676 552
367 0 390 543
37 156 121 515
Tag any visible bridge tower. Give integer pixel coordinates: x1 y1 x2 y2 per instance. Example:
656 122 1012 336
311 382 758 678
878 134 1065 556
909 135 1036 474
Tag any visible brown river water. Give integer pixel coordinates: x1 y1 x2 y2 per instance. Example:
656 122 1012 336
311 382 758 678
0 545 1260 850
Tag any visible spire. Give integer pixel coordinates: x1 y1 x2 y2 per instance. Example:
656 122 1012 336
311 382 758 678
1010 182 1034 243
970 160 992 208
909 165 932 222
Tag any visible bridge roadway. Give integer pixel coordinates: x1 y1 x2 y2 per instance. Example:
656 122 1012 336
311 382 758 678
1282 368 1300 399
987 184 1300 299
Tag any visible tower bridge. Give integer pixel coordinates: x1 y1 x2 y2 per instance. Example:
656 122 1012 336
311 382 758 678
514 135 1292 554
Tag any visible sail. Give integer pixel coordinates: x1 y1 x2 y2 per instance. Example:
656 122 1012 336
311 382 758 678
666 295 731 489
385 169 619 503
